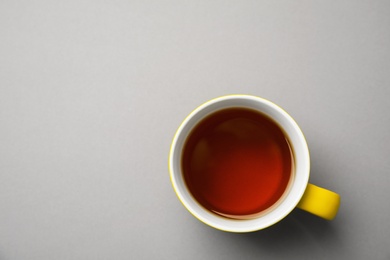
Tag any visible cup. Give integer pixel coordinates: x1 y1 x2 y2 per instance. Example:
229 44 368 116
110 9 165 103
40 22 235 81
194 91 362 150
169 95 340 232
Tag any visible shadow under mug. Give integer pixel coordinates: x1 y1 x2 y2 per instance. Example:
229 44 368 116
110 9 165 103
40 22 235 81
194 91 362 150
169 95 340 233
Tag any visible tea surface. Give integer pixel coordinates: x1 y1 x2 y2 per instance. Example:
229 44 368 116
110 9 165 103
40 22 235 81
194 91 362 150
182 108 293 219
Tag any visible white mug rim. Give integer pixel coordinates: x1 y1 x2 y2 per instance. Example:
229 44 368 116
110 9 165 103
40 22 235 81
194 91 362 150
169 94 310 232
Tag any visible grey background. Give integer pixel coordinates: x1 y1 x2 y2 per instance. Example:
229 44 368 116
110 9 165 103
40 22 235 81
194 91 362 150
1 0 389 259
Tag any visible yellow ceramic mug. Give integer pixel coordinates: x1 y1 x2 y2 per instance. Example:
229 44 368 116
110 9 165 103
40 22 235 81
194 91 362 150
169 95 340 232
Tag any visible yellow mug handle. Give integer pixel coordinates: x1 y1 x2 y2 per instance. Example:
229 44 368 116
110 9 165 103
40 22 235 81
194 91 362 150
296 184 341 220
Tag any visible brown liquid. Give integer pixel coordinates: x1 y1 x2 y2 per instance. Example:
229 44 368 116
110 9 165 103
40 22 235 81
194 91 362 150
182 108 293 219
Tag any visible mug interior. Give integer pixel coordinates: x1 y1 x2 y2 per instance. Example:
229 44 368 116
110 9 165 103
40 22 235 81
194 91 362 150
169 95 310 232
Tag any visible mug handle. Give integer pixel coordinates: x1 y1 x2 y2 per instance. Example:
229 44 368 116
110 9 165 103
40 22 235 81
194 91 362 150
296 184 340 220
